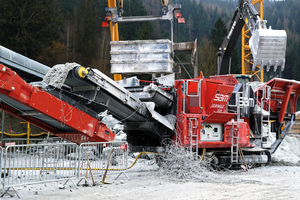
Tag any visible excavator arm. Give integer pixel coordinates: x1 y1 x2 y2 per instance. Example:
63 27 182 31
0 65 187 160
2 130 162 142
217 0 287 75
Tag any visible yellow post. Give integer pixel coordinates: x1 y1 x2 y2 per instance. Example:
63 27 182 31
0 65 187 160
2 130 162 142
21 122 31 148
259 0 264 82
242 26 245 75
108 0 122 81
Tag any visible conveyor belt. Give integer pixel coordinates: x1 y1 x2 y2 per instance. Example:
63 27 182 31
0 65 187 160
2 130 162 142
0 64 115 144
0 45 50 82
43 64 175 143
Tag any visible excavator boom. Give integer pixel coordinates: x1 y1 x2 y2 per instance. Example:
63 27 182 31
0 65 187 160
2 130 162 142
217 0 287 75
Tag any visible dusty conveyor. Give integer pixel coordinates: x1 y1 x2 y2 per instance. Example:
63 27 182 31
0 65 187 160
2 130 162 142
0 64 115 144
0 45 175 145
0 61 175 145
42 63 175 145
0 45 50 82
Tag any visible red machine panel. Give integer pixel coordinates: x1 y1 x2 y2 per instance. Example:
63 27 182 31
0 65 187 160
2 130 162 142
0 64 115 144
174 113 251 149
203 112 236 124
223 121 251 147
256 78 300 123
186 80 201 113
209 74 239 86
205 84 234 114
174 113 201 146
198 121 251 148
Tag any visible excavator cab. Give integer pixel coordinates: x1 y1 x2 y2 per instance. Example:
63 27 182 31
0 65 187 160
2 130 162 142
235 74 251 84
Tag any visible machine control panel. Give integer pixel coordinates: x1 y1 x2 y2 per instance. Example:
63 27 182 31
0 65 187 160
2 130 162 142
201 123 223 141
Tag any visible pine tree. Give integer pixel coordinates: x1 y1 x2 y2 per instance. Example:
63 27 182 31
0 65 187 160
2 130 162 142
74 0 101 66
0 0 62 60
119 0 151 40
209 17 240 75
210 17 227 48
231 47 241 74
198 36 217 77
186 15 195 41
138 22 153 40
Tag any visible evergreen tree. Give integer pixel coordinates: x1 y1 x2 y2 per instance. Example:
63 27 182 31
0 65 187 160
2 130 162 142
210 17 240 75
74 0 101 66
210 17 227 48
119 0 153 40
138 22 153 40
198 36 216 77
186 15 195 41
0 0 62 60
231 47 241 74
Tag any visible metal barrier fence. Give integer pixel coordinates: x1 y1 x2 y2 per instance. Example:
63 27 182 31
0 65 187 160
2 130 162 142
2 137 68 146
0 141 129 198
77 142 129 185
0 146 3 185
1 143 78 197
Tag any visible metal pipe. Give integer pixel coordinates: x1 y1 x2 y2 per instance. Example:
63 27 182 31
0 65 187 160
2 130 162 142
1 111 4 148
114 15 170 22
171 18 174 57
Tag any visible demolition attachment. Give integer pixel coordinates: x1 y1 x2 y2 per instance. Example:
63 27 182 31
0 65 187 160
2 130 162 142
216 0 287 75
249 20 287 72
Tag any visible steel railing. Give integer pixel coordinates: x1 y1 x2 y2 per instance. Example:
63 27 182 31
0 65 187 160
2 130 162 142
77 142 130 185
0 141 129 198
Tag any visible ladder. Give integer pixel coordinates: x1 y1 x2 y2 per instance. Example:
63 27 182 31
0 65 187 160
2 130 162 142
229 91 242 164
260 85 271 148
189 118 199 160
231 122 239 164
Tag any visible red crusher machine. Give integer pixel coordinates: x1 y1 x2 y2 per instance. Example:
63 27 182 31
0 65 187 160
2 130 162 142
174 75 300 166
0 0 297 167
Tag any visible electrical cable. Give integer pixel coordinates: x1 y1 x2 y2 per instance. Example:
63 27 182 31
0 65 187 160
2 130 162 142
0 131 52 137
198 148 206 164
119 108 139 122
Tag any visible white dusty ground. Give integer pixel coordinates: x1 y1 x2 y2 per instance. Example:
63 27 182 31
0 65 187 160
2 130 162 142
8 165 300 200
3 135 300 200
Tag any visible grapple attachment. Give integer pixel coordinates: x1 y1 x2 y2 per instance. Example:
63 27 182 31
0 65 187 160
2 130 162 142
249 28 287 72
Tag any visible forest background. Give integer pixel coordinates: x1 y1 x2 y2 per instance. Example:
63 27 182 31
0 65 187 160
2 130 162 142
0 0 298 132
0 0 298 80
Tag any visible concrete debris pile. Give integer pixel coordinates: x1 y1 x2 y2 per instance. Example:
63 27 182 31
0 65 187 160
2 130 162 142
99 110 126 142
99 110 120 131
156 143 218 182
43 62 79 88
271 134 300 166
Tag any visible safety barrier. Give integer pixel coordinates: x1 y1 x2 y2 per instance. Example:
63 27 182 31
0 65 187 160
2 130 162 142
0 141 130 198
77 142 130 185
1 143 78 198
0 146 3 184
1 137 67 146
